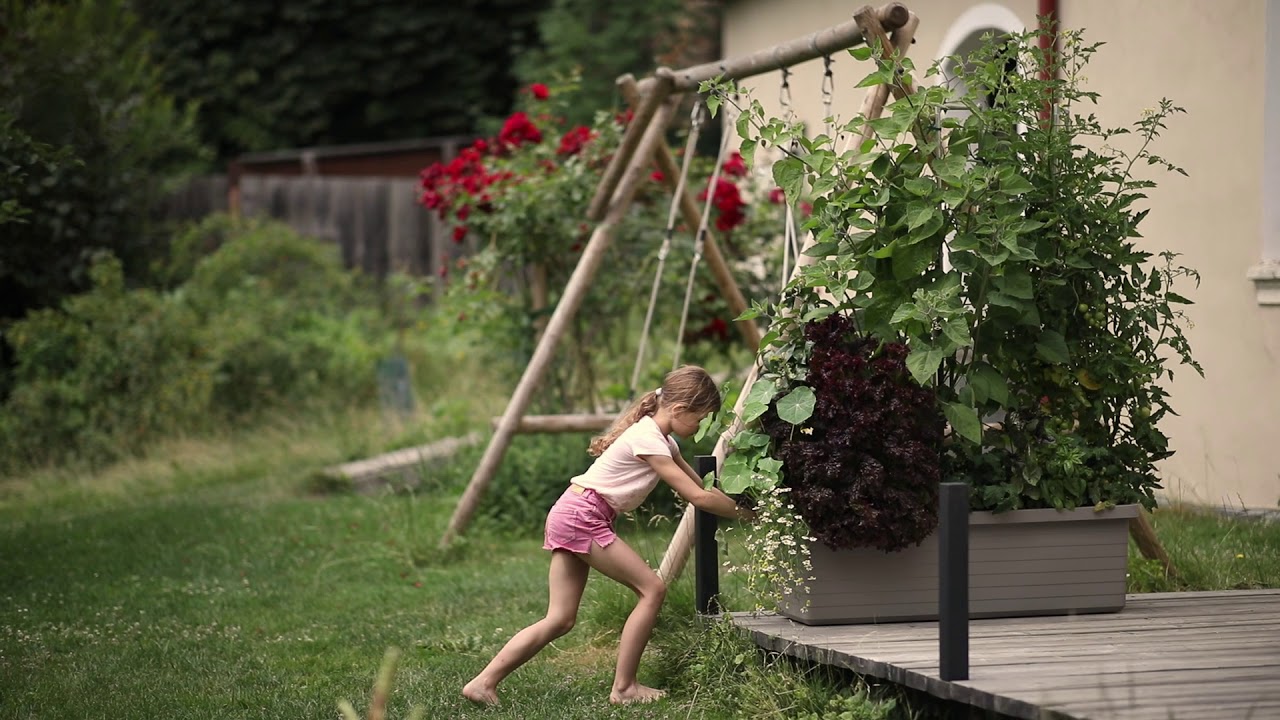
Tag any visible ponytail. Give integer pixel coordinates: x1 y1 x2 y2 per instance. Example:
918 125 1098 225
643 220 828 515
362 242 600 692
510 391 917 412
589 390 660 456
586 366 720 457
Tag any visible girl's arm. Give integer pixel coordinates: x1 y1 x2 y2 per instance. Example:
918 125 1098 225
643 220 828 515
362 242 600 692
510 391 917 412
643 454 754 522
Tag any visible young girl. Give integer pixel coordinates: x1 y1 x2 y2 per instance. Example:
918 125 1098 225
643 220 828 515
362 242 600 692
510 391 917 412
462 365 752 706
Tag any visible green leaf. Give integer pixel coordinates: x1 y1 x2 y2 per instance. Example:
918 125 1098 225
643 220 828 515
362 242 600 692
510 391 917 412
772 158 806 204
705 95 721 118
756 457 784 477
997 270 1034 299
941 316 971 347
776 386 816 425
905 204 938 232
1035 330 1071 364
741 379 778 423
998 171 1035 195
904 177 934 196
967 362 1009 405
741 401 768 423
890 302 924 325
906 345 946 385
942 401 983 444
986 293 1023 313
739 139 757 169
720 453 754 494
855 67 895 88
892 240 935 281
849 46 874 61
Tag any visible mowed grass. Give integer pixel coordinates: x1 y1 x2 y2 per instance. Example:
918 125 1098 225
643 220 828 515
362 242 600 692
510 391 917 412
2 394 1277 719
0 412 899 720
1128 504 1280 593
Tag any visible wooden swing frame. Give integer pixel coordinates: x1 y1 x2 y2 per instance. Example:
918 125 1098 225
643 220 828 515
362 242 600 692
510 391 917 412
439 2 915 549
439 1 1174 584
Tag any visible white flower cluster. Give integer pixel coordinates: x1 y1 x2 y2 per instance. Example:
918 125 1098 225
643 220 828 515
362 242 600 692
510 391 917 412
723 484 816 614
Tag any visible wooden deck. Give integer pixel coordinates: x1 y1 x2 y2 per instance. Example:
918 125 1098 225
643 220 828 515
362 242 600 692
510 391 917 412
733 589 1280 719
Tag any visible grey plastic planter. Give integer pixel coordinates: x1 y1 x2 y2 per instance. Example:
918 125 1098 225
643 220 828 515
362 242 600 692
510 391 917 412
781 504 1140 625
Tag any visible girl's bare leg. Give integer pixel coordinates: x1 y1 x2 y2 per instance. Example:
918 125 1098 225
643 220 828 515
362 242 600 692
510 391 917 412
584 537 668 705
462 550 589 705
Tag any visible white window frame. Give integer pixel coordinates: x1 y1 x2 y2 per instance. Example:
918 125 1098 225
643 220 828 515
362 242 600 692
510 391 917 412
1249 0 1280 304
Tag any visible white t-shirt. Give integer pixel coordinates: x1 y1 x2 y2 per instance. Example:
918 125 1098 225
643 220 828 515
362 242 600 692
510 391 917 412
572 415 679 512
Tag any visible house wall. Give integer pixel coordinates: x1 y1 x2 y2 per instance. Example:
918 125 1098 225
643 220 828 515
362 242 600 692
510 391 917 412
722 0 1280 509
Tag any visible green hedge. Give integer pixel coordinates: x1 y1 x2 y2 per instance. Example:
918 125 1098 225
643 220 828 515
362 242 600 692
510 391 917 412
0 218 390 471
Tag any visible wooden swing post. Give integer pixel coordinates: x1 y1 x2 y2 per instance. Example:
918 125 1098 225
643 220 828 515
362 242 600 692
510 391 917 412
442 2 913 549
441 91 680 548
657 4 920 583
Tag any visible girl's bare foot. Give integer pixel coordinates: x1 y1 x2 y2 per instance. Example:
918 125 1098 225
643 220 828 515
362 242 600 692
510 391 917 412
462 679 499 706
609 683 666 705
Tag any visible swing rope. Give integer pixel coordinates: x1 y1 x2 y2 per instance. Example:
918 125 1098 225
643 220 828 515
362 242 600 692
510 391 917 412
629 103 707 396
672 99 736 371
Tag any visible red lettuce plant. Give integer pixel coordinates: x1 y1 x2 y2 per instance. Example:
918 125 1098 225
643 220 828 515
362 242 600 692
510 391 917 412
760 313 945 553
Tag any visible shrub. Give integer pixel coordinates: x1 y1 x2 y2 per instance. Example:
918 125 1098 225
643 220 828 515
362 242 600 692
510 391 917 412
0 0 206 329
180 218 385 416
0 256 212 468
0 218 396 471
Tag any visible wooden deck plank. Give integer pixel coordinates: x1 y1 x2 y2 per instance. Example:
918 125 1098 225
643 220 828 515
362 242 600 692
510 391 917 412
733 589 1280 720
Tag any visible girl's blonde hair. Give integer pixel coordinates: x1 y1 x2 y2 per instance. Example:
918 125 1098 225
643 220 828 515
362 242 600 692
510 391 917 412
588 365 720 456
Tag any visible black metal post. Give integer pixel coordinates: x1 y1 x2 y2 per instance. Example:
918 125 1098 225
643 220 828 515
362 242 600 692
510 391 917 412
694 455 721 615
939 482 969 681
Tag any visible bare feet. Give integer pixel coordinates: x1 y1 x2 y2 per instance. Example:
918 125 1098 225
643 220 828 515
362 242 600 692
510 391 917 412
462 678 499 706
609 683 666 705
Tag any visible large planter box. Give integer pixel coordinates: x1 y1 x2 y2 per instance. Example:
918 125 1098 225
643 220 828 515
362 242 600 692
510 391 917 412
781 504 1140 625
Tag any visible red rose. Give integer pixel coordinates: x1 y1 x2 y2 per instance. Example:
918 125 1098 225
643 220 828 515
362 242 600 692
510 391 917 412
530 83 549 100
498 111 543 148
650 170 665 183
722 152 748 177
768 187 786 204
556 126 594 156
452 225 468 243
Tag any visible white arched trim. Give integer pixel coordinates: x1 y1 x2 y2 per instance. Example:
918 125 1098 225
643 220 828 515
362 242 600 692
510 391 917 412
933 4 1027 61
1249 0 1280 304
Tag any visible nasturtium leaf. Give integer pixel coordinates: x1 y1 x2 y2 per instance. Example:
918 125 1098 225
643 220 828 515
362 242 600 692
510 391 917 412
776 386 816 425
719 453 754 494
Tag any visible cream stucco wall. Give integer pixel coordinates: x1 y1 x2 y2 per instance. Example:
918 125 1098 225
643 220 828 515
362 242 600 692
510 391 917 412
722 0 1280 509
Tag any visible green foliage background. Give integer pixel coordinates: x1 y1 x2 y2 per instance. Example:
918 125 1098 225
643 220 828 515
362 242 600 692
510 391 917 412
0 0 207 354
133 0 551 160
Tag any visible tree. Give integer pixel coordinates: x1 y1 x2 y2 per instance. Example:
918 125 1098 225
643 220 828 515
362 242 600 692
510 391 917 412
0 0 207 380
134 0 550 161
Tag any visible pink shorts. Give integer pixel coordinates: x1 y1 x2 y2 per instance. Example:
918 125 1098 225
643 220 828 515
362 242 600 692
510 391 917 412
543 485 618 554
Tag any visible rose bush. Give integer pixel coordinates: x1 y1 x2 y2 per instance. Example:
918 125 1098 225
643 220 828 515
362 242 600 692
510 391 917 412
418 83 790 408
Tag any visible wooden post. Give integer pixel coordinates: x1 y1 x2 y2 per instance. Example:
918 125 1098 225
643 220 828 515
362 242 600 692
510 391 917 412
657 3 910 92
657 11 913 583
854 12 921 150
618 75 762 352
1130 507 1179 582
493 414 616 434
586 77 670 222
441 92 680 548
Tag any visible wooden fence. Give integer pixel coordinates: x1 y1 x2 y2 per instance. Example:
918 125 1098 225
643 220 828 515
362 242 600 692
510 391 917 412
162 174 464 281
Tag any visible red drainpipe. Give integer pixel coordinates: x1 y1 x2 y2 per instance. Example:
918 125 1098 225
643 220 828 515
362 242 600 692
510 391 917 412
1038 0 1061 120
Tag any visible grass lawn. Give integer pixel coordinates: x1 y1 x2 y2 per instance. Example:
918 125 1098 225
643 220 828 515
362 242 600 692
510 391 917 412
0 413 896 720
1 409 1276 719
